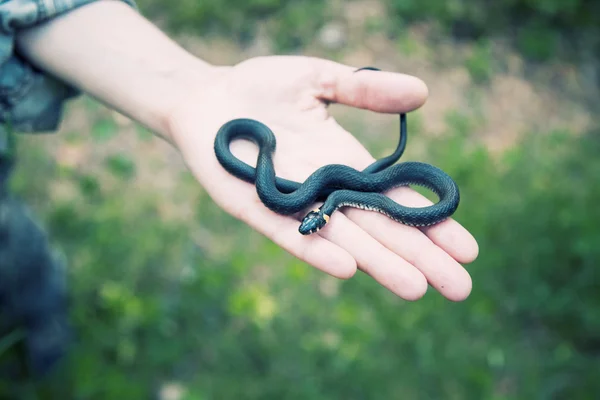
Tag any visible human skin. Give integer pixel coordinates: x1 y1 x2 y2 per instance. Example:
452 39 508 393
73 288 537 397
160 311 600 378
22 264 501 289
16 1 478 301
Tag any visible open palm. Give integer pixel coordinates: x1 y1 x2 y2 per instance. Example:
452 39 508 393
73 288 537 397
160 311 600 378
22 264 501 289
169 56 478 301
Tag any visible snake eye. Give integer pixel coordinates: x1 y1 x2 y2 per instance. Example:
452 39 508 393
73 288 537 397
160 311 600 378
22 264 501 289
299 210 327 235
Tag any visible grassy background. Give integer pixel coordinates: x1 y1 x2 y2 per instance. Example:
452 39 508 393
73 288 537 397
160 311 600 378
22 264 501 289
2 0 599 399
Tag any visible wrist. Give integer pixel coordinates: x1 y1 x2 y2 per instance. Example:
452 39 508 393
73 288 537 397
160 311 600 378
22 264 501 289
122 55 223 143
158 61 229 143
164 64 234 150
14 1 220 142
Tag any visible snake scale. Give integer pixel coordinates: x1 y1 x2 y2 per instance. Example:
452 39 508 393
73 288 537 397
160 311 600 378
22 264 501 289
213 67 460 235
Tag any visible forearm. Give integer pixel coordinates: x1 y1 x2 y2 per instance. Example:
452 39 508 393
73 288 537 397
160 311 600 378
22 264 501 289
14 0 216 141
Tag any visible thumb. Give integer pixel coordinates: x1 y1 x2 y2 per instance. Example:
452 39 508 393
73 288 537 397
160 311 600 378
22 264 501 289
315 60 429 113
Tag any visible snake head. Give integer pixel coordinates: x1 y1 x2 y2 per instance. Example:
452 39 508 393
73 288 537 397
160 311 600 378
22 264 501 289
299 209 329 235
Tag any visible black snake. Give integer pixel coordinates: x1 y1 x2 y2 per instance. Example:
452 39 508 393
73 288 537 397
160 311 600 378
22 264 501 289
213 67 460 235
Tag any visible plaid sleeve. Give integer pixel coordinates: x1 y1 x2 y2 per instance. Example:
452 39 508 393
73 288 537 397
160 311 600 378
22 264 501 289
0 0 137 133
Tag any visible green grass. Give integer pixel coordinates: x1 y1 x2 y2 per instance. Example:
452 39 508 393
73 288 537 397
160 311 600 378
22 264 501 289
465 39 494 84
90 118 119 143
2 1 599 396
3 109 599 398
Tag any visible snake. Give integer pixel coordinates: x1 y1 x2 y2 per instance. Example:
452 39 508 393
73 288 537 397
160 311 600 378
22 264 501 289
213 67 460 235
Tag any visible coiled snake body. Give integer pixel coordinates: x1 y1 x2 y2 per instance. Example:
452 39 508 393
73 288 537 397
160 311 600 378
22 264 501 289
214 69 460 235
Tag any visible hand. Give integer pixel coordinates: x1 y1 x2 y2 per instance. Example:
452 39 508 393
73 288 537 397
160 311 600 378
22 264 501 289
168 56 478 301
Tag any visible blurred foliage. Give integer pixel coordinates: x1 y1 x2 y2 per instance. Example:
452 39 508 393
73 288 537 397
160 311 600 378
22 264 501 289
1 110 598 398
136 0 330 51
387 0 599 62
464 39 494 84
137 0 599 62
1 0 599 398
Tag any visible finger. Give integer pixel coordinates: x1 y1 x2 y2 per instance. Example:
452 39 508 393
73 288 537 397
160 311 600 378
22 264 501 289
182 133 358 280
212 181 358 280
386 186 479 264
422 221 479 265
343 219 472 301
318 209 429 301
341 184 475 301
314 59 429 113
326 131 479 266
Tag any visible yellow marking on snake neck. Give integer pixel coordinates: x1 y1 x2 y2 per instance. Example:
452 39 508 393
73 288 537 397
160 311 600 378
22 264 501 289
323 214 330 223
